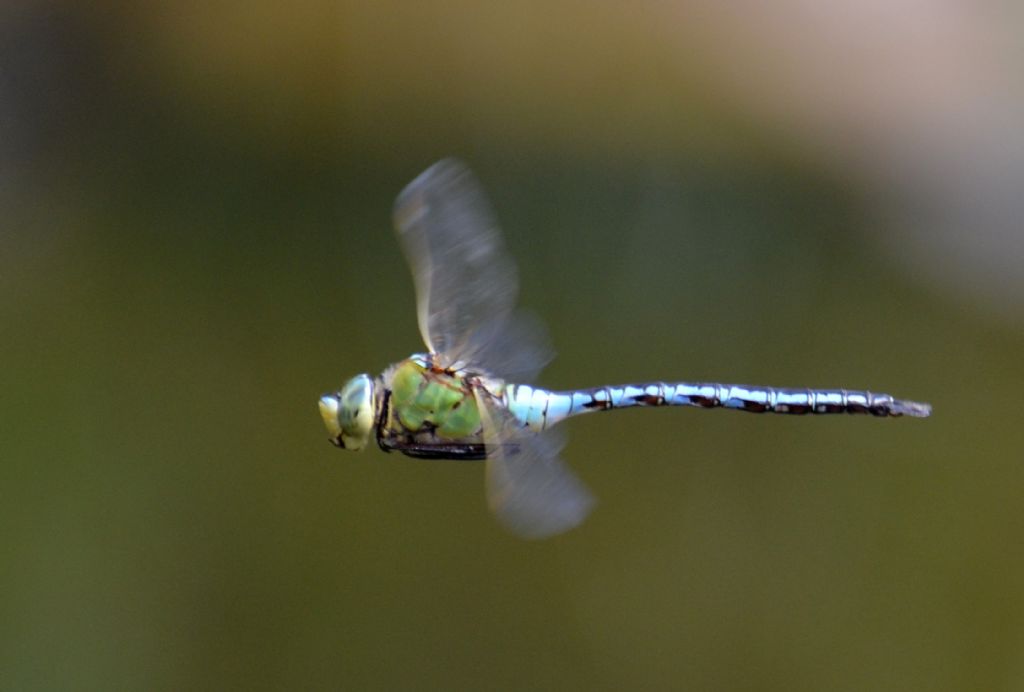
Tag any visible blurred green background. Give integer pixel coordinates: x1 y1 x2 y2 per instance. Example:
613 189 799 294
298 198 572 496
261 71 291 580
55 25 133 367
3 2 1022 690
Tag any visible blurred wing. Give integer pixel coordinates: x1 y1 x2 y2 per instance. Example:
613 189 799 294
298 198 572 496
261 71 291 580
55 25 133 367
394 159 551 379
476 389 594 539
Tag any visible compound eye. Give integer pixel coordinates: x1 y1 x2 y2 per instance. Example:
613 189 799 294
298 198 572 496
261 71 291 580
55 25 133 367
318 394 345 446
322 374 375 451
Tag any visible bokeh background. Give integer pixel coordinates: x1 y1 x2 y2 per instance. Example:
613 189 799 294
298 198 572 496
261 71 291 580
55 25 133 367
3 2 1023 690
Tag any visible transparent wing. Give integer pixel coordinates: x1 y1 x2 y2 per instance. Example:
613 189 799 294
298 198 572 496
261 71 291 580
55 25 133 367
393 159 551 380
475 389 594 539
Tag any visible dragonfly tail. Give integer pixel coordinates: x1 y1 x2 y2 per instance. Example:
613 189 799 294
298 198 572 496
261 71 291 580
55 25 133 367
888 398 932 418
507 382 932 429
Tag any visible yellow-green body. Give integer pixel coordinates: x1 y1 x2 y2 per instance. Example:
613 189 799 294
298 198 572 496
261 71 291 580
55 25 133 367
389 359 481 437
378 356 491 458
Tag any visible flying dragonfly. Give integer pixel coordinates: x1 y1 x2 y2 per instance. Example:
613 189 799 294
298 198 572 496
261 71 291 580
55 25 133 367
319 159 931 539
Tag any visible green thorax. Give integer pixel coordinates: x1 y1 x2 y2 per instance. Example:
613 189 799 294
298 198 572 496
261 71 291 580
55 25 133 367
378 356 490 456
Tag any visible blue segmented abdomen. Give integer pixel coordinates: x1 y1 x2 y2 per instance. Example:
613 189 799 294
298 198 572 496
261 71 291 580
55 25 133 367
505 382 932 430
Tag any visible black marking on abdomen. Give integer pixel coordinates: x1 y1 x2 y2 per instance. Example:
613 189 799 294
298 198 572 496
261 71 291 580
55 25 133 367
689 395 719 408
583 398 612 410
631 394 665 406
737 399 769 413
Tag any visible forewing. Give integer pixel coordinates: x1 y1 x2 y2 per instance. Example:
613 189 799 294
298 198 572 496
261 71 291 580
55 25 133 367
394 159 545 377
462 309 554 383
475 389 594 539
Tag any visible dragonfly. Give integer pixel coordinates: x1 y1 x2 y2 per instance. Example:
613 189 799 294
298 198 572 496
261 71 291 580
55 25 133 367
319 159 931 539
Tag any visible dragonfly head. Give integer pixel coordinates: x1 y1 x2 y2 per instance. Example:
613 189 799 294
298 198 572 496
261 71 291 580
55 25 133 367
319 374 376 451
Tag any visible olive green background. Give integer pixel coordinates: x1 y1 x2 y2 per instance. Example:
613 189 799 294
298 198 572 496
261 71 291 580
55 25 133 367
3 4 1021 691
